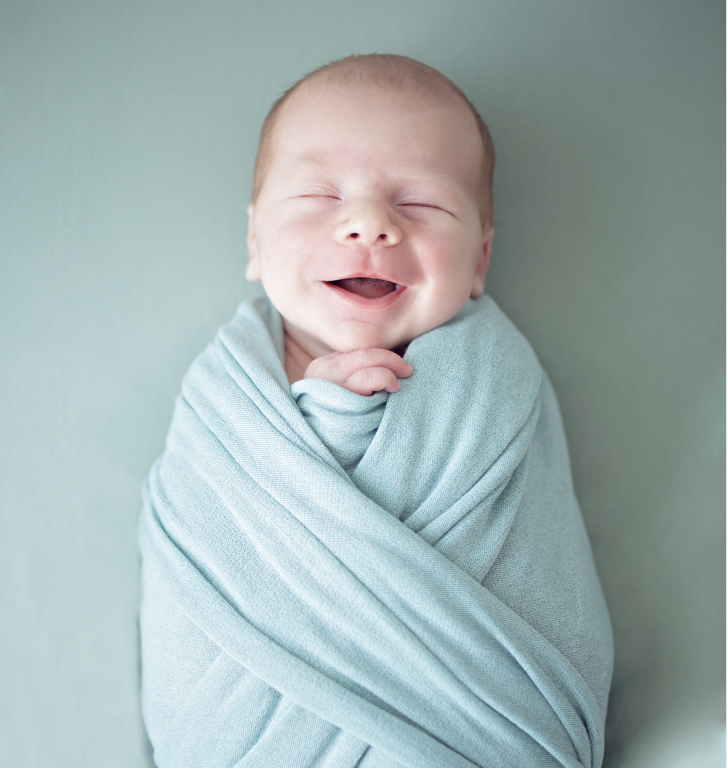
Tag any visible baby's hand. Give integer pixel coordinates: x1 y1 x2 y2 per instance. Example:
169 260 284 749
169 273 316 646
304 349 412 396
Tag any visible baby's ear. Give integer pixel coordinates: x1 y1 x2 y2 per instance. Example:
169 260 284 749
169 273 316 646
470 227 494 299
246 204 261 282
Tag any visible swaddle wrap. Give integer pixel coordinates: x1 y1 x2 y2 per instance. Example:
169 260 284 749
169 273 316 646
140 295 613 768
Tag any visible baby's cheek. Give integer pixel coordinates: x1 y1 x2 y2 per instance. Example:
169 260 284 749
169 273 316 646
418 283 473 335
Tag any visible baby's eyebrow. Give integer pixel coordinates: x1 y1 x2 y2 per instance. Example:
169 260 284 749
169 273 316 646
399 172 461 190
396 174 469 203
275 157 335 185
285 156 331 173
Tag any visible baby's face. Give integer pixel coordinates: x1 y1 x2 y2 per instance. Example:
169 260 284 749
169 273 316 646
247 80 493 358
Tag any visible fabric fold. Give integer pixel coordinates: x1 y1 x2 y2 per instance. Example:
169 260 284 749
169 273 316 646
140 295 612 768
291 379 388 474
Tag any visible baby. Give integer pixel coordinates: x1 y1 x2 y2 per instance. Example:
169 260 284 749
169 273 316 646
140 55 612 768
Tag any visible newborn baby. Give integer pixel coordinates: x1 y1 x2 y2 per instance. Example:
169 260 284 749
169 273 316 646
140 54 613 768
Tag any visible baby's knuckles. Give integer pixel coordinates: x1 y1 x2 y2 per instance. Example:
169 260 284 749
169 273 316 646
344 367 400 396
304 348 411 395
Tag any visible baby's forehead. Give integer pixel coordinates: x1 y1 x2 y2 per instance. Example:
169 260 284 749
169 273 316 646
264 81 483 204
275 77 480 161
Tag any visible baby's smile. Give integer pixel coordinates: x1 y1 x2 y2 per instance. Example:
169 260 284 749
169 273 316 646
328 277 399 299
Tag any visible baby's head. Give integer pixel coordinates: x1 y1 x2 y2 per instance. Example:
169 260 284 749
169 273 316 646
246 54 495 358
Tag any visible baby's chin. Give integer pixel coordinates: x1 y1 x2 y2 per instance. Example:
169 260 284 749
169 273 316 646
318 301 471 354
283 310 451 358
310 315 455 355
321 328 414 355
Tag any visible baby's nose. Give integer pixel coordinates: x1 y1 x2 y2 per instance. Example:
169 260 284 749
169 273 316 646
334 201 402 247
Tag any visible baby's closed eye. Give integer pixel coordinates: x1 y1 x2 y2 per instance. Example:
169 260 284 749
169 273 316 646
397 201 456 218
398 202 442 210
294 189 340 200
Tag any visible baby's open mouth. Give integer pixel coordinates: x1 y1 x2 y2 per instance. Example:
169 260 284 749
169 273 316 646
329 278 398 299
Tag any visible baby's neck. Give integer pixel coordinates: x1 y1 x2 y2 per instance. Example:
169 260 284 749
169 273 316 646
283 329 315 385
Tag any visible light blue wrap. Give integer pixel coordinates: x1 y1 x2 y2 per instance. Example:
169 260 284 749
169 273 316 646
139 295 613 768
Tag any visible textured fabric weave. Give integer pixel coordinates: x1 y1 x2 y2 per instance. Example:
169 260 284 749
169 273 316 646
139 295 613 767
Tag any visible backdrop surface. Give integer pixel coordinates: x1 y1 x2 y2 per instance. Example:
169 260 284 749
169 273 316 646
0 1 724 766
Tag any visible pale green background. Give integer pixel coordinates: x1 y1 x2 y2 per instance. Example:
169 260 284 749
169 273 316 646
1 0 724 766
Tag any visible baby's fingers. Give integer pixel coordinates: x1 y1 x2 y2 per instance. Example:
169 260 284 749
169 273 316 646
305 348 412 385
343 366 402 396
335 348 412 381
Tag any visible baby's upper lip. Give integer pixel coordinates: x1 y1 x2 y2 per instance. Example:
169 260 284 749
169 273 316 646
325 272 405 286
